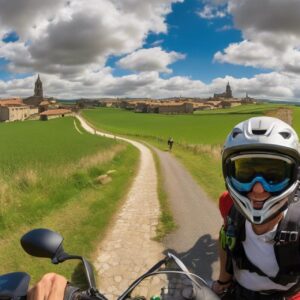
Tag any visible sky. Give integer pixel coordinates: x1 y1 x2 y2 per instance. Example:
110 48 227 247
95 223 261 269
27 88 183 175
0 0 300 100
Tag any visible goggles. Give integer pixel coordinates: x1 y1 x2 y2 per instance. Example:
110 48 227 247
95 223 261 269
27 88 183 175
226 154 295 193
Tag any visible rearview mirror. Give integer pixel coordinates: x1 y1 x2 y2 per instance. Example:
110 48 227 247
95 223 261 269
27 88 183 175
20 228 64 261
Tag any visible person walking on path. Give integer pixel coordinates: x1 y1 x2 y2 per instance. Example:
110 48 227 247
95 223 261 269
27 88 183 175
167 137 174 151
212 116 300 299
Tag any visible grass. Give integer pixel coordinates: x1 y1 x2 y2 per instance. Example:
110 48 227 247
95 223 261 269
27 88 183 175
0 118 117 175
82 104 286 147
0 117 139 286
82 103 298 203
82 107 263 146
291 106 300 133
194 103 283 115
0 118 123 234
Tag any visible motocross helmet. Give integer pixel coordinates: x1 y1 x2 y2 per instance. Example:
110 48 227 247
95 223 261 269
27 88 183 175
222 116 300 224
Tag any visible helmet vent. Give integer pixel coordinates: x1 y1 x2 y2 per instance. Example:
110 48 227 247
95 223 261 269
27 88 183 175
232 128 242 138
253 216 261 223
252 129 267 135
279 131 291 139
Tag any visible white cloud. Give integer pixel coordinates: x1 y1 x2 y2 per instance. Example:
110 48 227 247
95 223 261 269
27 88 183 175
0 0 64 39
211 73 295 99
0 71 206 99
214 0 300 75
214 40 279 69
117 47 185 73
229 0 300 38
1 0 300 101
0 0 183 78
197 4 227 19
151 39 164 47
1 69 299 101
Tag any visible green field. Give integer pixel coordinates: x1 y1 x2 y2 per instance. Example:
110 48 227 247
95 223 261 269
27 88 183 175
82 104 284 146
82 104 299 200
291 107 300 133
0 118 119 174
194 103 283 115
0 117 139 284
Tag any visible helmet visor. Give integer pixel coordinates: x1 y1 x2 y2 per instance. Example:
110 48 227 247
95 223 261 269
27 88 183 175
226 154 295 193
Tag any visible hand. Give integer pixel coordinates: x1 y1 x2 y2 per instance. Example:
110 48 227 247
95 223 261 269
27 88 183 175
211 280 232 296
27 273 67 300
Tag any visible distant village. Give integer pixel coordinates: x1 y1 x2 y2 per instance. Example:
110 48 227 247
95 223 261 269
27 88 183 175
0 76 256 122
0 75 74 122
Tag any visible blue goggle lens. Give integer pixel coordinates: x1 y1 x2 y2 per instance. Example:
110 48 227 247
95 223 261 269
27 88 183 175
230 176 290 193
227 156 294 193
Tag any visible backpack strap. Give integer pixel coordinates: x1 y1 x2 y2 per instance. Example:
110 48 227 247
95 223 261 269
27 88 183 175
224 205 245 274
273 199 300 285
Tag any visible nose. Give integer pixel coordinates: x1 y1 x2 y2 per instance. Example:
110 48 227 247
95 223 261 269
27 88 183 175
252 182 265 193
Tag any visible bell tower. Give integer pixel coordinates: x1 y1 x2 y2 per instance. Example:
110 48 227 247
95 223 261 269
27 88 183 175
226 82 232 98
34 74 43 98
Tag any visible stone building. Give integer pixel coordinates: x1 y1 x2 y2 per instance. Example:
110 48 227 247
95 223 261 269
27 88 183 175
214 82 233 99
0 98 36 122
24 74 45 107
134 102 193 114
157 102 193 114
39 109 72 121
241 93 255 104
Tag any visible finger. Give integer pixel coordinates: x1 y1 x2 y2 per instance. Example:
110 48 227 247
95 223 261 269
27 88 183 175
27 283 44 300
27 273 60 300
48 274 68 300
42 273 54 299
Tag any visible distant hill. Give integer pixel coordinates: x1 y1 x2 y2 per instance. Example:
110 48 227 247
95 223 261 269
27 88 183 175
256 98 300 106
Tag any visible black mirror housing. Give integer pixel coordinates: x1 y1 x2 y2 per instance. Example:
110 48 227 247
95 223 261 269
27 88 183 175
21 228 64 259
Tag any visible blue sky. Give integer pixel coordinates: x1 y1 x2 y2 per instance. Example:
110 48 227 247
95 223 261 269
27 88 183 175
0 0 300 100
147 0 248 82
106 0 264 83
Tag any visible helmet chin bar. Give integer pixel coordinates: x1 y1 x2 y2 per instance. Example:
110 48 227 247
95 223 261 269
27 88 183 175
225 178 298 225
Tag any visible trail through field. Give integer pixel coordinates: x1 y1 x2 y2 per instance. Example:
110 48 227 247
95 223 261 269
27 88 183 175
76 115 164 299
151 146 221 282
73 119 83 134
77 115 221 296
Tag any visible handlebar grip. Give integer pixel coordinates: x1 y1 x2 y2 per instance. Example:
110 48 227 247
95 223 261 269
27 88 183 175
64 284 81 300
64 285 103 300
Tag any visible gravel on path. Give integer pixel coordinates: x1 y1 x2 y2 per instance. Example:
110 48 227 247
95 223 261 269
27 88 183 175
76 116 164 299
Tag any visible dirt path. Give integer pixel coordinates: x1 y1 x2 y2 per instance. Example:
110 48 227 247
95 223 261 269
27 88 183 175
151 147 221 282
77 115 221 295
76 116 164 299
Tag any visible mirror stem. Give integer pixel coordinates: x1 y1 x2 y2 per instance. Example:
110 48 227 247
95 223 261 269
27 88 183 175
52 254 97 290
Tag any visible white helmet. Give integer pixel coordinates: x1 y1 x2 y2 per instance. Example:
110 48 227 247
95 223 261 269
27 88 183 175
222 116 300 224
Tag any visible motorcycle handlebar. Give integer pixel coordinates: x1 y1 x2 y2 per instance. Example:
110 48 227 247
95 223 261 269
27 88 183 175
64 285 107 300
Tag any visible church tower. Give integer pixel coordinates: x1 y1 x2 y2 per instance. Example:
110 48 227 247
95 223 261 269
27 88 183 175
225 82 232 98
34 74 43 98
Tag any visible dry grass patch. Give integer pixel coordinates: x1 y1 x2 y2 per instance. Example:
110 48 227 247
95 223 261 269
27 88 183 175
183 143 222 160
77 144 125 170
265 107 293 125
51 144 126 179
14 169 38 190
0 178 12 215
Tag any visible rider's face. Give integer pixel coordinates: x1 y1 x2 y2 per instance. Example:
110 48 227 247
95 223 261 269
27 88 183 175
247 182 271 210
